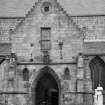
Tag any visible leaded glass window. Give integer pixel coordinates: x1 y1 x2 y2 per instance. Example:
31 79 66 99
23 68 29 81
40 27 51 51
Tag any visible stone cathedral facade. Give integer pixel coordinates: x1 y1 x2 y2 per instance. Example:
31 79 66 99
0 0 105 105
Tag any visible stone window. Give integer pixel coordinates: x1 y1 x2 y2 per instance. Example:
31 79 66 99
64 67 70 80
44 6 49 12
23 68 29 81
40 27 51 51
41 2 52 14
89 56 105 89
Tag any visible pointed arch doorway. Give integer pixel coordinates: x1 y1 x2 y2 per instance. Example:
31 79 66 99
33 67 61 105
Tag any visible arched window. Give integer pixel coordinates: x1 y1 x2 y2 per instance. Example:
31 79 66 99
64 67 70 80
89 56 105 89
23 68 29 81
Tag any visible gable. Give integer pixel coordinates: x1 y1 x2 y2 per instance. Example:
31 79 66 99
11 0 83 62
12 0 82 39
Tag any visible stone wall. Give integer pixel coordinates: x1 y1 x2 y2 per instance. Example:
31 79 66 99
0 0 105 105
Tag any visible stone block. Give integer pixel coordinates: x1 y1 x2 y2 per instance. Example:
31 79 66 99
77 68 84 79
77 79 84 92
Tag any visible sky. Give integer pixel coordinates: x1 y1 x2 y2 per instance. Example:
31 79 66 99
0 0 105 17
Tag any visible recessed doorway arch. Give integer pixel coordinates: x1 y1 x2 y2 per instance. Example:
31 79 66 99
32 66 61 105
89 56 105 89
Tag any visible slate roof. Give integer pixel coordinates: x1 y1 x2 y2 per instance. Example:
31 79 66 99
84 42 105 55
72 15 105 41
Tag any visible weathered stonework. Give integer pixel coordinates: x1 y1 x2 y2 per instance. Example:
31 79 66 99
0 0 105 105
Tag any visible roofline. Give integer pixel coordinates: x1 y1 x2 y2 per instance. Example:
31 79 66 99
71 14 105 17
0 17 25 19
0 14 105 19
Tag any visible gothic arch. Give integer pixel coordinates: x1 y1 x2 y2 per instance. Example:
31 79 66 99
89 56 105 89
32 66 61 105
64 67 70 80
